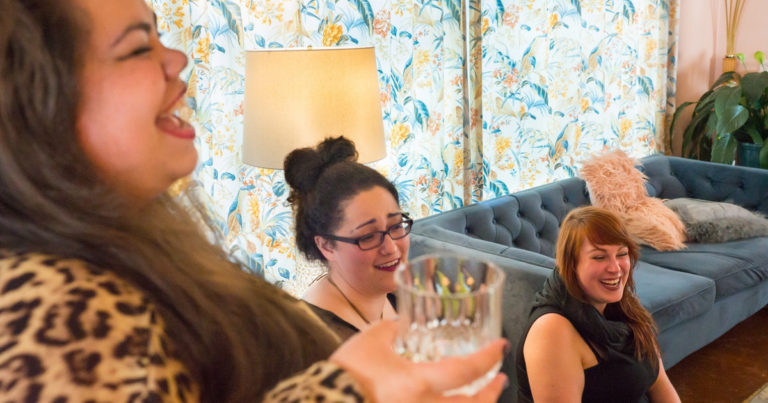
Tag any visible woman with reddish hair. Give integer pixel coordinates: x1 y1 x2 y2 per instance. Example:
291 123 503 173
517 206 680 402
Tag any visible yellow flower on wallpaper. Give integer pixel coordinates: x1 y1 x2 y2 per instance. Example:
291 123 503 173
620 117 633 137
195 35 210 64
645 39 658 61
548 13 559 29
249 0 285 26
322 23 343 46
156 3 184 31
414 49 431 69
391 123 410 146
581 98 590 112
495 137 511 160
248 194 261 228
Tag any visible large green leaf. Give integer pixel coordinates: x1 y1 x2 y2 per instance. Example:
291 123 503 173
740 72 768 107
716 105 749 134
761 142 768 169
711 132 737 164
714 85 748 134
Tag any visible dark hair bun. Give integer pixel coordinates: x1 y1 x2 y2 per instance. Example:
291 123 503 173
317 136 358 165
284 136 359 197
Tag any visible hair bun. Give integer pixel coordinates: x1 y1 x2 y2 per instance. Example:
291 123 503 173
284 136 359 199
317 136 359 165
284 147 323 196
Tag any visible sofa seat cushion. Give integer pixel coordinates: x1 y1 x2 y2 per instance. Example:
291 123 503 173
641 237 768 298
633 262 716 332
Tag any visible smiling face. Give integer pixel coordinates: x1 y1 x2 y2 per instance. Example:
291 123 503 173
575 238 631 314
74 0 197 203
318 186 410 296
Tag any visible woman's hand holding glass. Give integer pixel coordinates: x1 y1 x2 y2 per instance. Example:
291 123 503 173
330 320 507 402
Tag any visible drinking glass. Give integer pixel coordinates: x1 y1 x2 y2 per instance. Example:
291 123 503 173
394 253 505 396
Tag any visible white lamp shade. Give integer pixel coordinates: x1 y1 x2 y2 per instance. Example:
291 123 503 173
242 47 387 169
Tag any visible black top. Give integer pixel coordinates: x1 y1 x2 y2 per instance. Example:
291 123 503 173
516 271 658 403
307 303 359 342
306 293 397 343
516 306 657 403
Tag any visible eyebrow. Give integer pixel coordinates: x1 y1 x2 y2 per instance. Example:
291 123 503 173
353 212 403 230
110 21 153 48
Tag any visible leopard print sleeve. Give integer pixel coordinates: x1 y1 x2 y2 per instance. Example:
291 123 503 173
264 360 368 403
0 252 200 402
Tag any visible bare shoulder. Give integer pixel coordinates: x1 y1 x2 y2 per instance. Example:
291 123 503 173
523 313 586 401
526 313 581 348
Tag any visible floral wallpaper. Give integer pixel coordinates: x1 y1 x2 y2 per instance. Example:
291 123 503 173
149 0 680 295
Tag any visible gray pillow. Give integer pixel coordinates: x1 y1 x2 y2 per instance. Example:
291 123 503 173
664 198 768 243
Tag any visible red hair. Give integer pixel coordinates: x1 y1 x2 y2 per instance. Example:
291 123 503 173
556 206 658 361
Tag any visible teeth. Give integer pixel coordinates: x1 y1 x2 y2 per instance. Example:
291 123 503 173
377 259 399 268
601 279 620 286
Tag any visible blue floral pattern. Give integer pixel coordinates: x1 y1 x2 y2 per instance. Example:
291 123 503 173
147 0 679 295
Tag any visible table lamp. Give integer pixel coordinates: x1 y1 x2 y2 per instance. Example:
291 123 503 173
242 46 387 169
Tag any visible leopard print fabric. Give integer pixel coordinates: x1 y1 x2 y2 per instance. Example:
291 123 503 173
0 251 367 402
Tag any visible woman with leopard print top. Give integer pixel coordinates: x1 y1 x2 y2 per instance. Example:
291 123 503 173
0 0 507 402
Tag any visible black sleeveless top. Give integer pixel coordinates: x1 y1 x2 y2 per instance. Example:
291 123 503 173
516 271 658 403
516 305 657 402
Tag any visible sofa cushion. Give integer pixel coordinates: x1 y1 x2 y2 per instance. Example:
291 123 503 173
664 198 768 243
580 150 686 251
633 261 716 332
641 237 768 298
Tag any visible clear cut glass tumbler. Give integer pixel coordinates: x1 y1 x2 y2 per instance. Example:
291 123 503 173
394 253 505 396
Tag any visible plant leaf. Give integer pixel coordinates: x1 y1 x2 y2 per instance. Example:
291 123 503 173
756 50 765 66
760 142 768 169
737 53 746 66
711 71 738 88
711 132 737 164
714 86 748 134
740 72 768 107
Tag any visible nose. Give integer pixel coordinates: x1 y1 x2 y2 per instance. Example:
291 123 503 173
607 256 622 272
378 232 398 254
162 46 188 81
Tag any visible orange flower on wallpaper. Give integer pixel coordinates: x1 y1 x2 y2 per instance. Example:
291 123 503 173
322 23 343 46
373 10 391 38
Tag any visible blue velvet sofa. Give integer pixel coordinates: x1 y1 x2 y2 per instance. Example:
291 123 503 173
408 155 768 401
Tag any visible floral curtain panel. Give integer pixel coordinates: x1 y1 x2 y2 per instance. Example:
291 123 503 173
149 0 679 295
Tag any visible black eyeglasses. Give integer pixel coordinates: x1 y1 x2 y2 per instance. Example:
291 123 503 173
322 213 414 251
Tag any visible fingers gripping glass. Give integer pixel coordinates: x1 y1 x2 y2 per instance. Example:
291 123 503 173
323 214 414 250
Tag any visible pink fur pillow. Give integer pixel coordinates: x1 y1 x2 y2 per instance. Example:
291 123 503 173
579 150 686 251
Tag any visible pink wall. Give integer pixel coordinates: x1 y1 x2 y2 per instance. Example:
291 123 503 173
672 0 768 155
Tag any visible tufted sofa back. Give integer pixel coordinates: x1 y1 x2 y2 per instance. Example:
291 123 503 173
412 154 768 262
641 155 768 215
412 177 590 260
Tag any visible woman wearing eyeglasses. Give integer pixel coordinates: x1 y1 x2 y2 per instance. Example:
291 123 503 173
284 136 411 341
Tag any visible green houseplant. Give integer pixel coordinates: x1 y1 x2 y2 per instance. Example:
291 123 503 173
671 51 768 168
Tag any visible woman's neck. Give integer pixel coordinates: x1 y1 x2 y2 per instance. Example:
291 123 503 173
305 274 392 328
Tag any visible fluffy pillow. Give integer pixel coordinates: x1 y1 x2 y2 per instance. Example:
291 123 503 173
664 198 768 243
579 150 686 251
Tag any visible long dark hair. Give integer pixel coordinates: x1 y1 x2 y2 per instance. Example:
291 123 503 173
284 136 399 261
556 206 659 361
0 1 338 401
